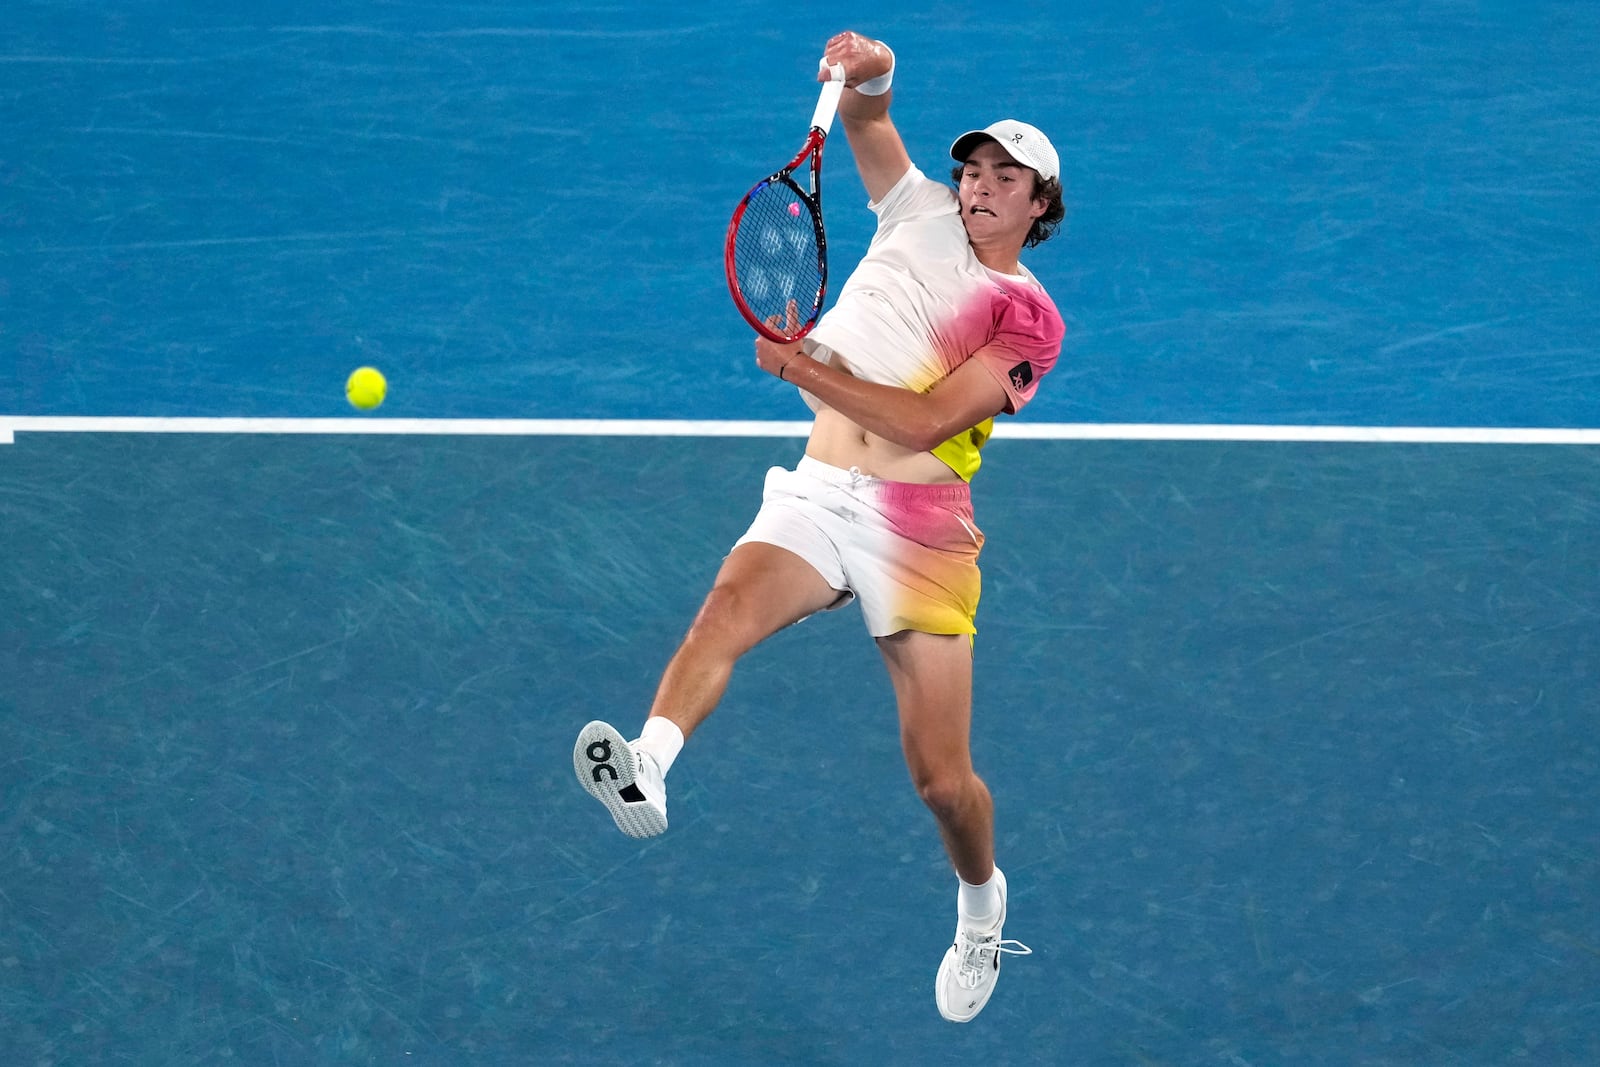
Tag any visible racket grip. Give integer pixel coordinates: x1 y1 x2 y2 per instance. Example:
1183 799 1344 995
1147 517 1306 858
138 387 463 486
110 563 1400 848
811 68 846 135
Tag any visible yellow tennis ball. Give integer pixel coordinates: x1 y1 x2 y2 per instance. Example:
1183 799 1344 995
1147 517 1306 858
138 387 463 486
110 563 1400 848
345 366 387 410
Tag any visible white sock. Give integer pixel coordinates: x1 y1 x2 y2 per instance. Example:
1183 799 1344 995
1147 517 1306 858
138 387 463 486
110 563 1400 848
634 717 684 777
958 867 1003 924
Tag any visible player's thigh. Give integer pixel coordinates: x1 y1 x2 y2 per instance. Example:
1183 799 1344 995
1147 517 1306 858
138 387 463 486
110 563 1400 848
877 630 976 776
692 540 847 650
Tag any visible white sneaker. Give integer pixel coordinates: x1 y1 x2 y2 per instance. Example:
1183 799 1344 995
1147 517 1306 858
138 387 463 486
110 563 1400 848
573 720 667 838
935 869 1032 1022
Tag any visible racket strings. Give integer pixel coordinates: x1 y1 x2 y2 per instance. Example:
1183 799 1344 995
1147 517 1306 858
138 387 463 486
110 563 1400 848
730 181 824 333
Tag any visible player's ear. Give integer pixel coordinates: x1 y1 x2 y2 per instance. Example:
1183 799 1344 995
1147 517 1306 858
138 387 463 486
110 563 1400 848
1029 171 1054 219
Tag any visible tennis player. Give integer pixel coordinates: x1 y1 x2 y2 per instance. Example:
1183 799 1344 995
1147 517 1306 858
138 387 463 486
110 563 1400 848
575 29 1065 1023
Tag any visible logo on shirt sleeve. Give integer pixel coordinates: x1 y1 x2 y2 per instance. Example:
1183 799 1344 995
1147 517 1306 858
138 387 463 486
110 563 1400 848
1008 361 1034 391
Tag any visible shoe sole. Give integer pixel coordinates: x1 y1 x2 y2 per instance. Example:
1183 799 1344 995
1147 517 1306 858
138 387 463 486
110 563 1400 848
573 721 667 839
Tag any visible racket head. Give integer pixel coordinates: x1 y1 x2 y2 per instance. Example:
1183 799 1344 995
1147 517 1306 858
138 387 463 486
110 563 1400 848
724 172 828 343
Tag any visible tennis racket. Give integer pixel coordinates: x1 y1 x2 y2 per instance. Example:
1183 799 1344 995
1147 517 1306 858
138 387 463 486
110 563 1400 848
724 63 846 343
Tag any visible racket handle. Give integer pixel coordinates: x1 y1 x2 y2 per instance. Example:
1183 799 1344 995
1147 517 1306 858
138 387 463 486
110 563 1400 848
811 63 846 135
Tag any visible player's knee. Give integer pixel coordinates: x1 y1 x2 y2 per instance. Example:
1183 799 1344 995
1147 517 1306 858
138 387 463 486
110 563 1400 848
912 767 980 823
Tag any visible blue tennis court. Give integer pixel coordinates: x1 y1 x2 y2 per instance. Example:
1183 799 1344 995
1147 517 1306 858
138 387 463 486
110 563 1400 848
4 3 1598 1064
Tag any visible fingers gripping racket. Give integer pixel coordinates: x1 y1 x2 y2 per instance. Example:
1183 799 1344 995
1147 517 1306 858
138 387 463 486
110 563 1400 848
725 64 846 343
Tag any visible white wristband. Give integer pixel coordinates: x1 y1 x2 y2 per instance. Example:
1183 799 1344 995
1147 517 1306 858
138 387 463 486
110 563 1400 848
853 46 895 96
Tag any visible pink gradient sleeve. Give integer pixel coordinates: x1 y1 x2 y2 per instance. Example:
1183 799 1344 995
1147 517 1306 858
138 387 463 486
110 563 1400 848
972 283 1065 414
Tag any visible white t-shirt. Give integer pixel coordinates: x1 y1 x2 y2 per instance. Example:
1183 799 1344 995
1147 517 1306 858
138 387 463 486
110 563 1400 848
803 165 1064 478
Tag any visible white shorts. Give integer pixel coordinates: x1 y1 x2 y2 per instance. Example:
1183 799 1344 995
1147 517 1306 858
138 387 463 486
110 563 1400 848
733 456 985 638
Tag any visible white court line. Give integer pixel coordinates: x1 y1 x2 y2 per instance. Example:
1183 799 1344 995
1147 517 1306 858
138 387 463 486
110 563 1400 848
0 416 815 439
0 416 1598 445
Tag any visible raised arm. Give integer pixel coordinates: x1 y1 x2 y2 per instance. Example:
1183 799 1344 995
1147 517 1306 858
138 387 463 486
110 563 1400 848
819 31 911 203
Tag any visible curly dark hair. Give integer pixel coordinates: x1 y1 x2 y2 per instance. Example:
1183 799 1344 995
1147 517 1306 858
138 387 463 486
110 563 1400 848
949 165 1065 248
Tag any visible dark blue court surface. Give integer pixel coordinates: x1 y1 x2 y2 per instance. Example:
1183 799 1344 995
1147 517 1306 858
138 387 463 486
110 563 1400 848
4 1 1600 1064
3 434 1598 1064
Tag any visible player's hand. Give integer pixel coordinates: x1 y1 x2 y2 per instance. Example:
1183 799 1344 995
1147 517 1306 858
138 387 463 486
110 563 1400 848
818 31 891 88
755 302 806 380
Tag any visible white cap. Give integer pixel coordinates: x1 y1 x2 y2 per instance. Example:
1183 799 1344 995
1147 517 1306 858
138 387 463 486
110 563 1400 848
949 120 1059 182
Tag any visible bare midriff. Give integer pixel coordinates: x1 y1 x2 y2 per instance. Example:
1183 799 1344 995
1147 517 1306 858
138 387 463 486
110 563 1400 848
803 407 964 485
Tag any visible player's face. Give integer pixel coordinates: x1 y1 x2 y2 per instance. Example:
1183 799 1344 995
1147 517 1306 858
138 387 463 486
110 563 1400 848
956 142 1047 247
